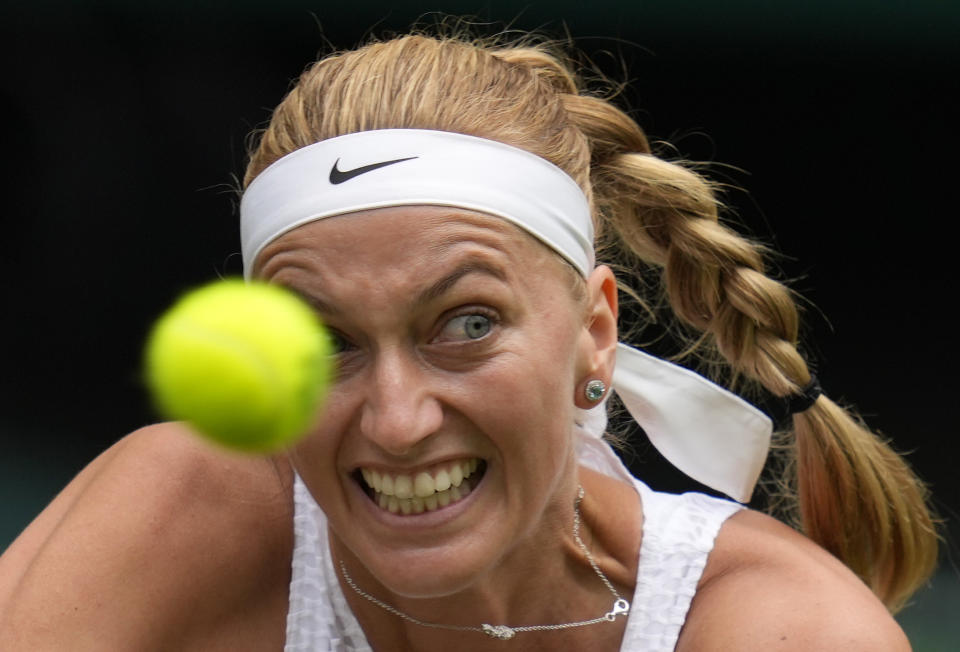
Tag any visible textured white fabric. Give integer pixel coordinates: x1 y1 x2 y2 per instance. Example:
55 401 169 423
284 432 742 651
622 482 741 651
286 474 371 652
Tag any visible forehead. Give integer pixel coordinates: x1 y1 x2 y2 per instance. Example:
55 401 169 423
254 206 562 281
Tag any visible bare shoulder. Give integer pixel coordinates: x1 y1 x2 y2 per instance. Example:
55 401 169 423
0 423 294 651
677 508 910 651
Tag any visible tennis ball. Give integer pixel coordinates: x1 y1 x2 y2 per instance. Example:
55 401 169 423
144 279 332 452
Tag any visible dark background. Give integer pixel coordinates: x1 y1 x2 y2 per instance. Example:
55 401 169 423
2 1 958 647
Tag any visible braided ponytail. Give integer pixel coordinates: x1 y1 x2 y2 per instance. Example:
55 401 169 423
564 92 938 612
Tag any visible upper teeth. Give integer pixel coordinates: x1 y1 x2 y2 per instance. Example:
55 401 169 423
361 458 480 499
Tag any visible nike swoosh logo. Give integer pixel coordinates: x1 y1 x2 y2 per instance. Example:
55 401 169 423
329 156 418 184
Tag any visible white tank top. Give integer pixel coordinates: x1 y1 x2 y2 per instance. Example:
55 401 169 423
284 433 742 651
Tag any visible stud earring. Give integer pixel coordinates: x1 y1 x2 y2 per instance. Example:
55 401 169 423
584 379 606 402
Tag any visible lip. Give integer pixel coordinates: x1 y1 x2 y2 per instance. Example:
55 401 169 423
347 460 487 530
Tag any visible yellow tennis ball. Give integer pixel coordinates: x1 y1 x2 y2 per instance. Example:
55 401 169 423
144 279 332 452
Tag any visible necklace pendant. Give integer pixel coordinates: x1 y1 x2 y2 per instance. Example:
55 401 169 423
482 624 517 640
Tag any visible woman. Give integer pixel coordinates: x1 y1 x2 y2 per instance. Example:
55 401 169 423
0 32 938 650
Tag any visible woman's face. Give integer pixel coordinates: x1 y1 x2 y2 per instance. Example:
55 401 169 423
258 206 604 598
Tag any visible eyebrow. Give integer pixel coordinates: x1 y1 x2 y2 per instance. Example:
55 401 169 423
415 258 509 307
282 257 508 317
285 285 338 316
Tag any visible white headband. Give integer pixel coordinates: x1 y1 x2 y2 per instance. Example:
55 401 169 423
240 129 771 502
241 129 594 279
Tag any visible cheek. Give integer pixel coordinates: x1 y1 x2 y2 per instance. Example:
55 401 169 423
289 387 358 486
471 348 578 455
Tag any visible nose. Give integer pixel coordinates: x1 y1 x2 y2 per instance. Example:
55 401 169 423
359 347 443 456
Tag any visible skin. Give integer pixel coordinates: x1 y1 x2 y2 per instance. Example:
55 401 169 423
0 424 294 651
0 206 910 650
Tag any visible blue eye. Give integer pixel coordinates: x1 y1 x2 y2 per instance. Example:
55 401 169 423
440 313 493 341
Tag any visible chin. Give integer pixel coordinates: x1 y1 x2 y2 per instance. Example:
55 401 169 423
336 492 516 601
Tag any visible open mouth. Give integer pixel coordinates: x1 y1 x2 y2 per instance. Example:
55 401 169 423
355 458 487 515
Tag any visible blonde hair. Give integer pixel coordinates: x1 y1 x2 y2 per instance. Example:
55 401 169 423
244 32 938 612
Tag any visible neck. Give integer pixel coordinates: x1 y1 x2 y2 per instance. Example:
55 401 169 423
331 467 639 651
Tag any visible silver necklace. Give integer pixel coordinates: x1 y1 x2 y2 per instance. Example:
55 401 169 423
338 485 631 641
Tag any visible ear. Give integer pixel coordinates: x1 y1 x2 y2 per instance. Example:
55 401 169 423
574 265 619 409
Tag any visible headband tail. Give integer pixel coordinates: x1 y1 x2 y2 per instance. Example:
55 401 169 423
611 343 772 503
